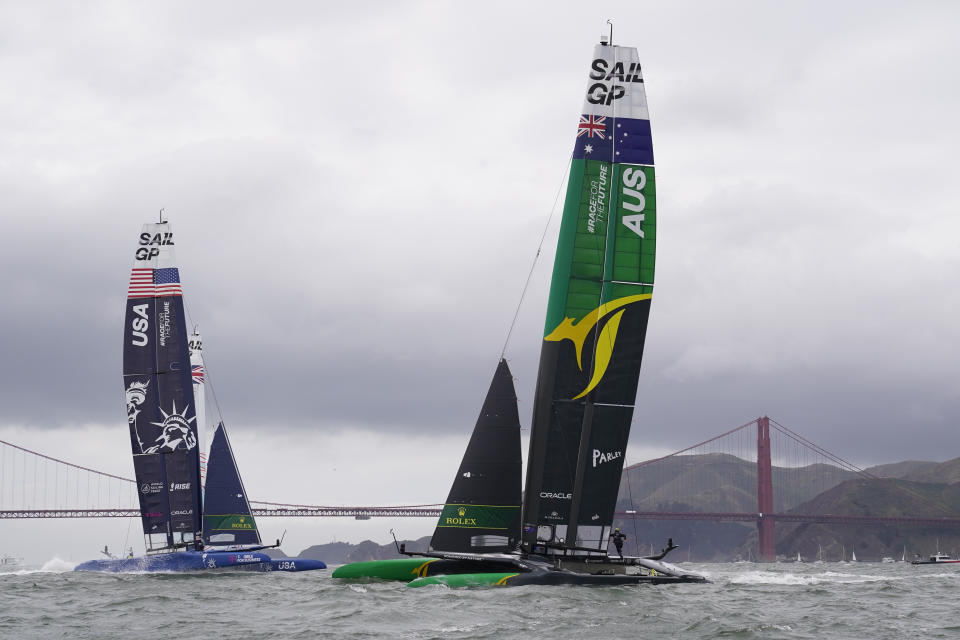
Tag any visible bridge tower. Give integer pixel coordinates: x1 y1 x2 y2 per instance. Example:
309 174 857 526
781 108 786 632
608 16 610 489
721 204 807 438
756 416 775 561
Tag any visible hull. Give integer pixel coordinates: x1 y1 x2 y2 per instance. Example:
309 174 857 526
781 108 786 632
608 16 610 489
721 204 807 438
269 558 326 571
74 551 326 573
911 559 960 565
333 553 706 587
331 556 523 581
74 550 271 573
408 569 706 588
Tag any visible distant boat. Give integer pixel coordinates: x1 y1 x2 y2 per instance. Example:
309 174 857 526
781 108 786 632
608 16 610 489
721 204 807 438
75 220 324 573
911 552 960 565
0 555 22 568
851 549 857 562
796 552 802 563
881 557 895 563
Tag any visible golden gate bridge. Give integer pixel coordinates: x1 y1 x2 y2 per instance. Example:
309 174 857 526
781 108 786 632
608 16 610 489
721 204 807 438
2 416 958 560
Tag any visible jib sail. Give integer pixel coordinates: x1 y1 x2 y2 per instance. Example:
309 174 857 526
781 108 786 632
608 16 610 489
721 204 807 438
521 42 656 554
123 222 203 551
202 422 261 547
430 359 522 553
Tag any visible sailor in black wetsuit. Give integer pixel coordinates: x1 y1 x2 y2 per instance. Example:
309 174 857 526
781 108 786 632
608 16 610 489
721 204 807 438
610 528 627 557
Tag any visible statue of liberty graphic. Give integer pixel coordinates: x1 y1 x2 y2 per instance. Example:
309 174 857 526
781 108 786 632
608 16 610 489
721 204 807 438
126 379 197 453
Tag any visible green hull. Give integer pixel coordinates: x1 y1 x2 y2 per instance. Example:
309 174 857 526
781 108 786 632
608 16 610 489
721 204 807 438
332 556 525 581
331 557 437 581
408 569 707 588
407 572 518 588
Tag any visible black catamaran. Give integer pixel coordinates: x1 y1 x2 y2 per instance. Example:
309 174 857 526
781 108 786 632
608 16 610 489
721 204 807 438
334 34 706 586
75 221 324 572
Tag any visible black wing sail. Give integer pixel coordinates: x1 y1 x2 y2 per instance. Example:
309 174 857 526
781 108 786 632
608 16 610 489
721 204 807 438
202 422 261 547
123 222 203 551
429 359 522 553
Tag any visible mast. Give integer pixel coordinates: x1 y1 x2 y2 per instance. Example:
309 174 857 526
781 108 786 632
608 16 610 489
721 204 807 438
188 329 207 491
521 38 656 554
123 222 203 552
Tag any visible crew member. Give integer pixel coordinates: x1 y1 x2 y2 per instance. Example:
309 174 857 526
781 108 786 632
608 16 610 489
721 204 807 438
610 528 627 556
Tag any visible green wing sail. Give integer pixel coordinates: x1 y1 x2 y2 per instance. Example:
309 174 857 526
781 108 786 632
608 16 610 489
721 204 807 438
522 42 656 553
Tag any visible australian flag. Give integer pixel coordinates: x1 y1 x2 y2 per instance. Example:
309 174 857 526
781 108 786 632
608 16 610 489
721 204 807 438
572 114 654 166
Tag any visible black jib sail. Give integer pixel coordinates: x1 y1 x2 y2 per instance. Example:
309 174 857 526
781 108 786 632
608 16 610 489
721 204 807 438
429 359 522 554
521 42 657 555
123 222 203 551
202 422 262 547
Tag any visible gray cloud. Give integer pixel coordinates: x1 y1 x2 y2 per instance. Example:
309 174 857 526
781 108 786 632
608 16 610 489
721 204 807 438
2 0 959 473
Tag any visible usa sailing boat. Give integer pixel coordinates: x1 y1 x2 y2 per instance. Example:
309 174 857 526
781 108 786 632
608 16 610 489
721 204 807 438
75 221 324 573
333 33 705 587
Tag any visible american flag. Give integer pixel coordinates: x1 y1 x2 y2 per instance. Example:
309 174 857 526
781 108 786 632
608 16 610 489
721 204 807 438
127 268 154 298
127 267 183 298
192 364 205 385
577 114 607 139
154 268 183 297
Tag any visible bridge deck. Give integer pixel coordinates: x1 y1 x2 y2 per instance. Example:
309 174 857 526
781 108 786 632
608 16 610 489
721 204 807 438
3 508 960 527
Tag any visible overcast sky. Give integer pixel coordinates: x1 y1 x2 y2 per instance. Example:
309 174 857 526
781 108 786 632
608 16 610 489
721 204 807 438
2 1 959 562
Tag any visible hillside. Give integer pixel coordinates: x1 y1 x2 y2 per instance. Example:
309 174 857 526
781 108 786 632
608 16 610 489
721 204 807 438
618 453 859 515
614 453 960 561
295 536 431 564
770 478 960 561
867 457 960 484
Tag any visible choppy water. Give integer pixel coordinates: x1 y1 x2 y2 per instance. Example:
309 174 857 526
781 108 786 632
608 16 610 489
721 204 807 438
2 560 959 639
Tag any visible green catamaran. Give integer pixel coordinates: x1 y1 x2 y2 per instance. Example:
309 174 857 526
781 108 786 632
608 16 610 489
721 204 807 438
334 32 705 587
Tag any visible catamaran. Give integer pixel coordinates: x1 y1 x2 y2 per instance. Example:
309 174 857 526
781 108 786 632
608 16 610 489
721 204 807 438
75 221 324 573
333 32 706 587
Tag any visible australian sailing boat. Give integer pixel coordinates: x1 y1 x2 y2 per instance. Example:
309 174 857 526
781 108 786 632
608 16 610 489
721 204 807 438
75 221 324 573
334 34 705 587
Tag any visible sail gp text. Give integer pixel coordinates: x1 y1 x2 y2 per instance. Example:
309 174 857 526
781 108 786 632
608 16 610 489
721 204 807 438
135 232 174 261
587 58 643 105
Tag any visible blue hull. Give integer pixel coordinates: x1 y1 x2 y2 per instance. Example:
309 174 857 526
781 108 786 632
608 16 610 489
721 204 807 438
74 550 271 572
269 558 326 571
74 550 327 573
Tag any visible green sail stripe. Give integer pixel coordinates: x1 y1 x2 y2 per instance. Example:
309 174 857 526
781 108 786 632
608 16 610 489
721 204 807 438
435 504 520 530
203 514 258 532
608 165 656 286
545 161 656 335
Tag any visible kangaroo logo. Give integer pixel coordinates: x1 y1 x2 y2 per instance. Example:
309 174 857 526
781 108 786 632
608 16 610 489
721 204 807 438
545 293 652 399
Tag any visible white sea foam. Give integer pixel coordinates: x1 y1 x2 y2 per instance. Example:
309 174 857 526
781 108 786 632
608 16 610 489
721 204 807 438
725 570 895 585
0 556 76 575
39 556 77 572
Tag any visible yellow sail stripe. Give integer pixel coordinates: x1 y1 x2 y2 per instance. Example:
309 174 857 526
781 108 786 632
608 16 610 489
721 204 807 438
572 309 625 399
545 293 652 399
